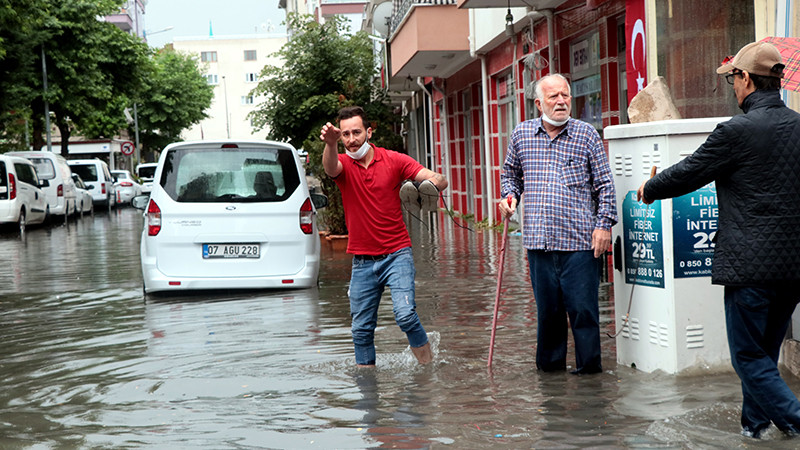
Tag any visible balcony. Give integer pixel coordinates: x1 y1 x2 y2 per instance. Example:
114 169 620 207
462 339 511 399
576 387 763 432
388 0 471 80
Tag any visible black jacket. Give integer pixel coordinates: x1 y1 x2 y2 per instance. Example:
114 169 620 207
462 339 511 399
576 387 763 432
644 89 800 285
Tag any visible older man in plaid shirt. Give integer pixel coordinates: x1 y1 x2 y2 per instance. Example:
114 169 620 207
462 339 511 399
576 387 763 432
499 73 618 375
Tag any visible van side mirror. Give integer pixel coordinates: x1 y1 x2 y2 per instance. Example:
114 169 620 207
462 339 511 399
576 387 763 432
39 179 49 188
131 195 150 210
311 193 328 209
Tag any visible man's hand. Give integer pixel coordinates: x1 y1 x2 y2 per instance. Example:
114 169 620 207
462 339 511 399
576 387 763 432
592 229 611 258
636 181 654 204
320 122 341 146
498 196 517 219
321 122 343 177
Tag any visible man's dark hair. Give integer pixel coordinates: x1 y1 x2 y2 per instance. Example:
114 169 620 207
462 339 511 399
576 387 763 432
338 106 369 129
750 73 783 91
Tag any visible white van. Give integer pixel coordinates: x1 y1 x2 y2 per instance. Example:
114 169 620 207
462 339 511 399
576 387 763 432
0 155 48 235
8 151 77 221
136 162 158 194
67 159 117 212
133 140 328 294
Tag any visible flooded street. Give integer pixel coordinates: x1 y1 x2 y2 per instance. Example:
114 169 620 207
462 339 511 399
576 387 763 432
3 208 800 448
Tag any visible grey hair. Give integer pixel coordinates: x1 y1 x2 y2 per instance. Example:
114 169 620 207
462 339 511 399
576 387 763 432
534 74 571 100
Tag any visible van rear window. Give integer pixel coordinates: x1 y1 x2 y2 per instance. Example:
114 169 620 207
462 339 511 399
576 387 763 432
28 158 56 179
70 164 98 182
159 146 300 203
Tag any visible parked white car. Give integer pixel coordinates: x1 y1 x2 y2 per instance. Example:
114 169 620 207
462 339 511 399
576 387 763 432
0 155 48 235
68 159 117 212
71 173 94 216
111 169 142 205
7 151 77 222
136 162 158 194
133 140 327 295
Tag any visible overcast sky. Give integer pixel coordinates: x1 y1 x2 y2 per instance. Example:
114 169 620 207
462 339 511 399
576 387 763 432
143 0 288 48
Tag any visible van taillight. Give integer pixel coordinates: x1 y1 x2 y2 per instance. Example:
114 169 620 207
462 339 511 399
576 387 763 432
9 173 16 200
147 199 162 236
101 182 106 194
300 198 314 235
120 181 133 187
57 184 63 197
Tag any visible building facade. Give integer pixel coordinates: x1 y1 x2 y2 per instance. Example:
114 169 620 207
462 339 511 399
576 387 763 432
172 36 288 141
368 0 799 225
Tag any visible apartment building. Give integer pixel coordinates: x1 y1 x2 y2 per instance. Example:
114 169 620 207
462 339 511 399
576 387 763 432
172 35 288 141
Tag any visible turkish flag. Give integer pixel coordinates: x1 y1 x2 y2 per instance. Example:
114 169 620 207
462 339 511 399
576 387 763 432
626 0 647 104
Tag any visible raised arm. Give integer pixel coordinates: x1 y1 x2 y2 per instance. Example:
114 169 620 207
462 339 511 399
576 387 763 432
320 122 343 178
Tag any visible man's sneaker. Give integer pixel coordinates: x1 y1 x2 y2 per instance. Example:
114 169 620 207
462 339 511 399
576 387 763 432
399 180 421 215
418 180 439 212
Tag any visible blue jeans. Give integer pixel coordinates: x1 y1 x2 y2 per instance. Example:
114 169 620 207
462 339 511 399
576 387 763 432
527 250 602 373
724 285 800 436
349 247 428 365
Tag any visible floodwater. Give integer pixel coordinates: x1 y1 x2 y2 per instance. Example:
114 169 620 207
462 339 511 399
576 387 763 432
2 208 800 449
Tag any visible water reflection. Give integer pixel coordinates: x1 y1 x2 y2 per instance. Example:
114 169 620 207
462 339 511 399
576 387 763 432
3 209 800 448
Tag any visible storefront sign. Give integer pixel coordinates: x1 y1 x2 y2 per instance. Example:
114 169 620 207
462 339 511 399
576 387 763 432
672 183 717 278
626 0 647 103
622 190 664 288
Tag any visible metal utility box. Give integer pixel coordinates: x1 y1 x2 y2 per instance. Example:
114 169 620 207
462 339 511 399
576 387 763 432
606 118 731 374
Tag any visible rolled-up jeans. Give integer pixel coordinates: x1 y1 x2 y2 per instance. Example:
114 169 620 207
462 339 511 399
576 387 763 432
348 247 428 365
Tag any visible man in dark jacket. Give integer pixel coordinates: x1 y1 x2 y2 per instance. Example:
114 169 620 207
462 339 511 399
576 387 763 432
637 41 800 438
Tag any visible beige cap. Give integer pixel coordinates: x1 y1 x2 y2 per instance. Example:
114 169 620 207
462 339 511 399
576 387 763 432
716 41 784 77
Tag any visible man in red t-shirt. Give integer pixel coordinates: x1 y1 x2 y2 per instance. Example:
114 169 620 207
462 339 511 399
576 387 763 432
320 106 448 367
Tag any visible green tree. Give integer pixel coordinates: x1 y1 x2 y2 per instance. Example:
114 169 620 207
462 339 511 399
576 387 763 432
134 48 214 161
0 0 51 151
26 0 152 155
249 13 400 234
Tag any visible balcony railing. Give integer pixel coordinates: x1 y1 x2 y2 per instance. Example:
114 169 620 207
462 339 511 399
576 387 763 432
389 0 457 37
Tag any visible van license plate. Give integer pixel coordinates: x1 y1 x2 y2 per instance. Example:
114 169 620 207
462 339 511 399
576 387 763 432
203 244 260 259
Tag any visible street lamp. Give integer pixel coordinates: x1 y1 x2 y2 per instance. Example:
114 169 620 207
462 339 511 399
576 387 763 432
143 26 174 41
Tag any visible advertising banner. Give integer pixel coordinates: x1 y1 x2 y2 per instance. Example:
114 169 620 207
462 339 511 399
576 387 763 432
622 190 664 288
672 183 718 278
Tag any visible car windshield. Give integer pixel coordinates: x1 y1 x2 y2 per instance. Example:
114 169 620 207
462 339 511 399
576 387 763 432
70 164 98 182
137 165 156 179
159 145 300 203
28 158 56 180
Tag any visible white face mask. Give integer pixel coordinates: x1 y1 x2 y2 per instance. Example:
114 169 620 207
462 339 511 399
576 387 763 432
541 112 569 127
346 140 371 160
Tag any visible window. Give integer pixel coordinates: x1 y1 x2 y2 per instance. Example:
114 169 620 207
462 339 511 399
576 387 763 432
656 0 754 118
160 146 301 203
244 50 257 61
206 74 219 85
201 51 218 62
245 73 258 83
497 72 516 159
570 32 602 130
241 95 254 105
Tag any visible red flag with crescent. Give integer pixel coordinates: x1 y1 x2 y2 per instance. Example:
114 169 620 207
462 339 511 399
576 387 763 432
626 0 647 104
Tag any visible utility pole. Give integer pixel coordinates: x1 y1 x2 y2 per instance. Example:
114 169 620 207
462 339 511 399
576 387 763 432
222 75 231 138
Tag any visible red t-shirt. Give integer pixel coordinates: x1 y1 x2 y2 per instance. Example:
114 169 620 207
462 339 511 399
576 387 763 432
334 145 424 255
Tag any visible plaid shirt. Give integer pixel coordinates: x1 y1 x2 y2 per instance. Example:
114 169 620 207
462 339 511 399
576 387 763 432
500 118 618 251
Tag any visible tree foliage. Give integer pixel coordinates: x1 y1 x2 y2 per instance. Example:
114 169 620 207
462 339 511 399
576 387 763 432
250 13 401 234
134 49 214 161
0 0 212 158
